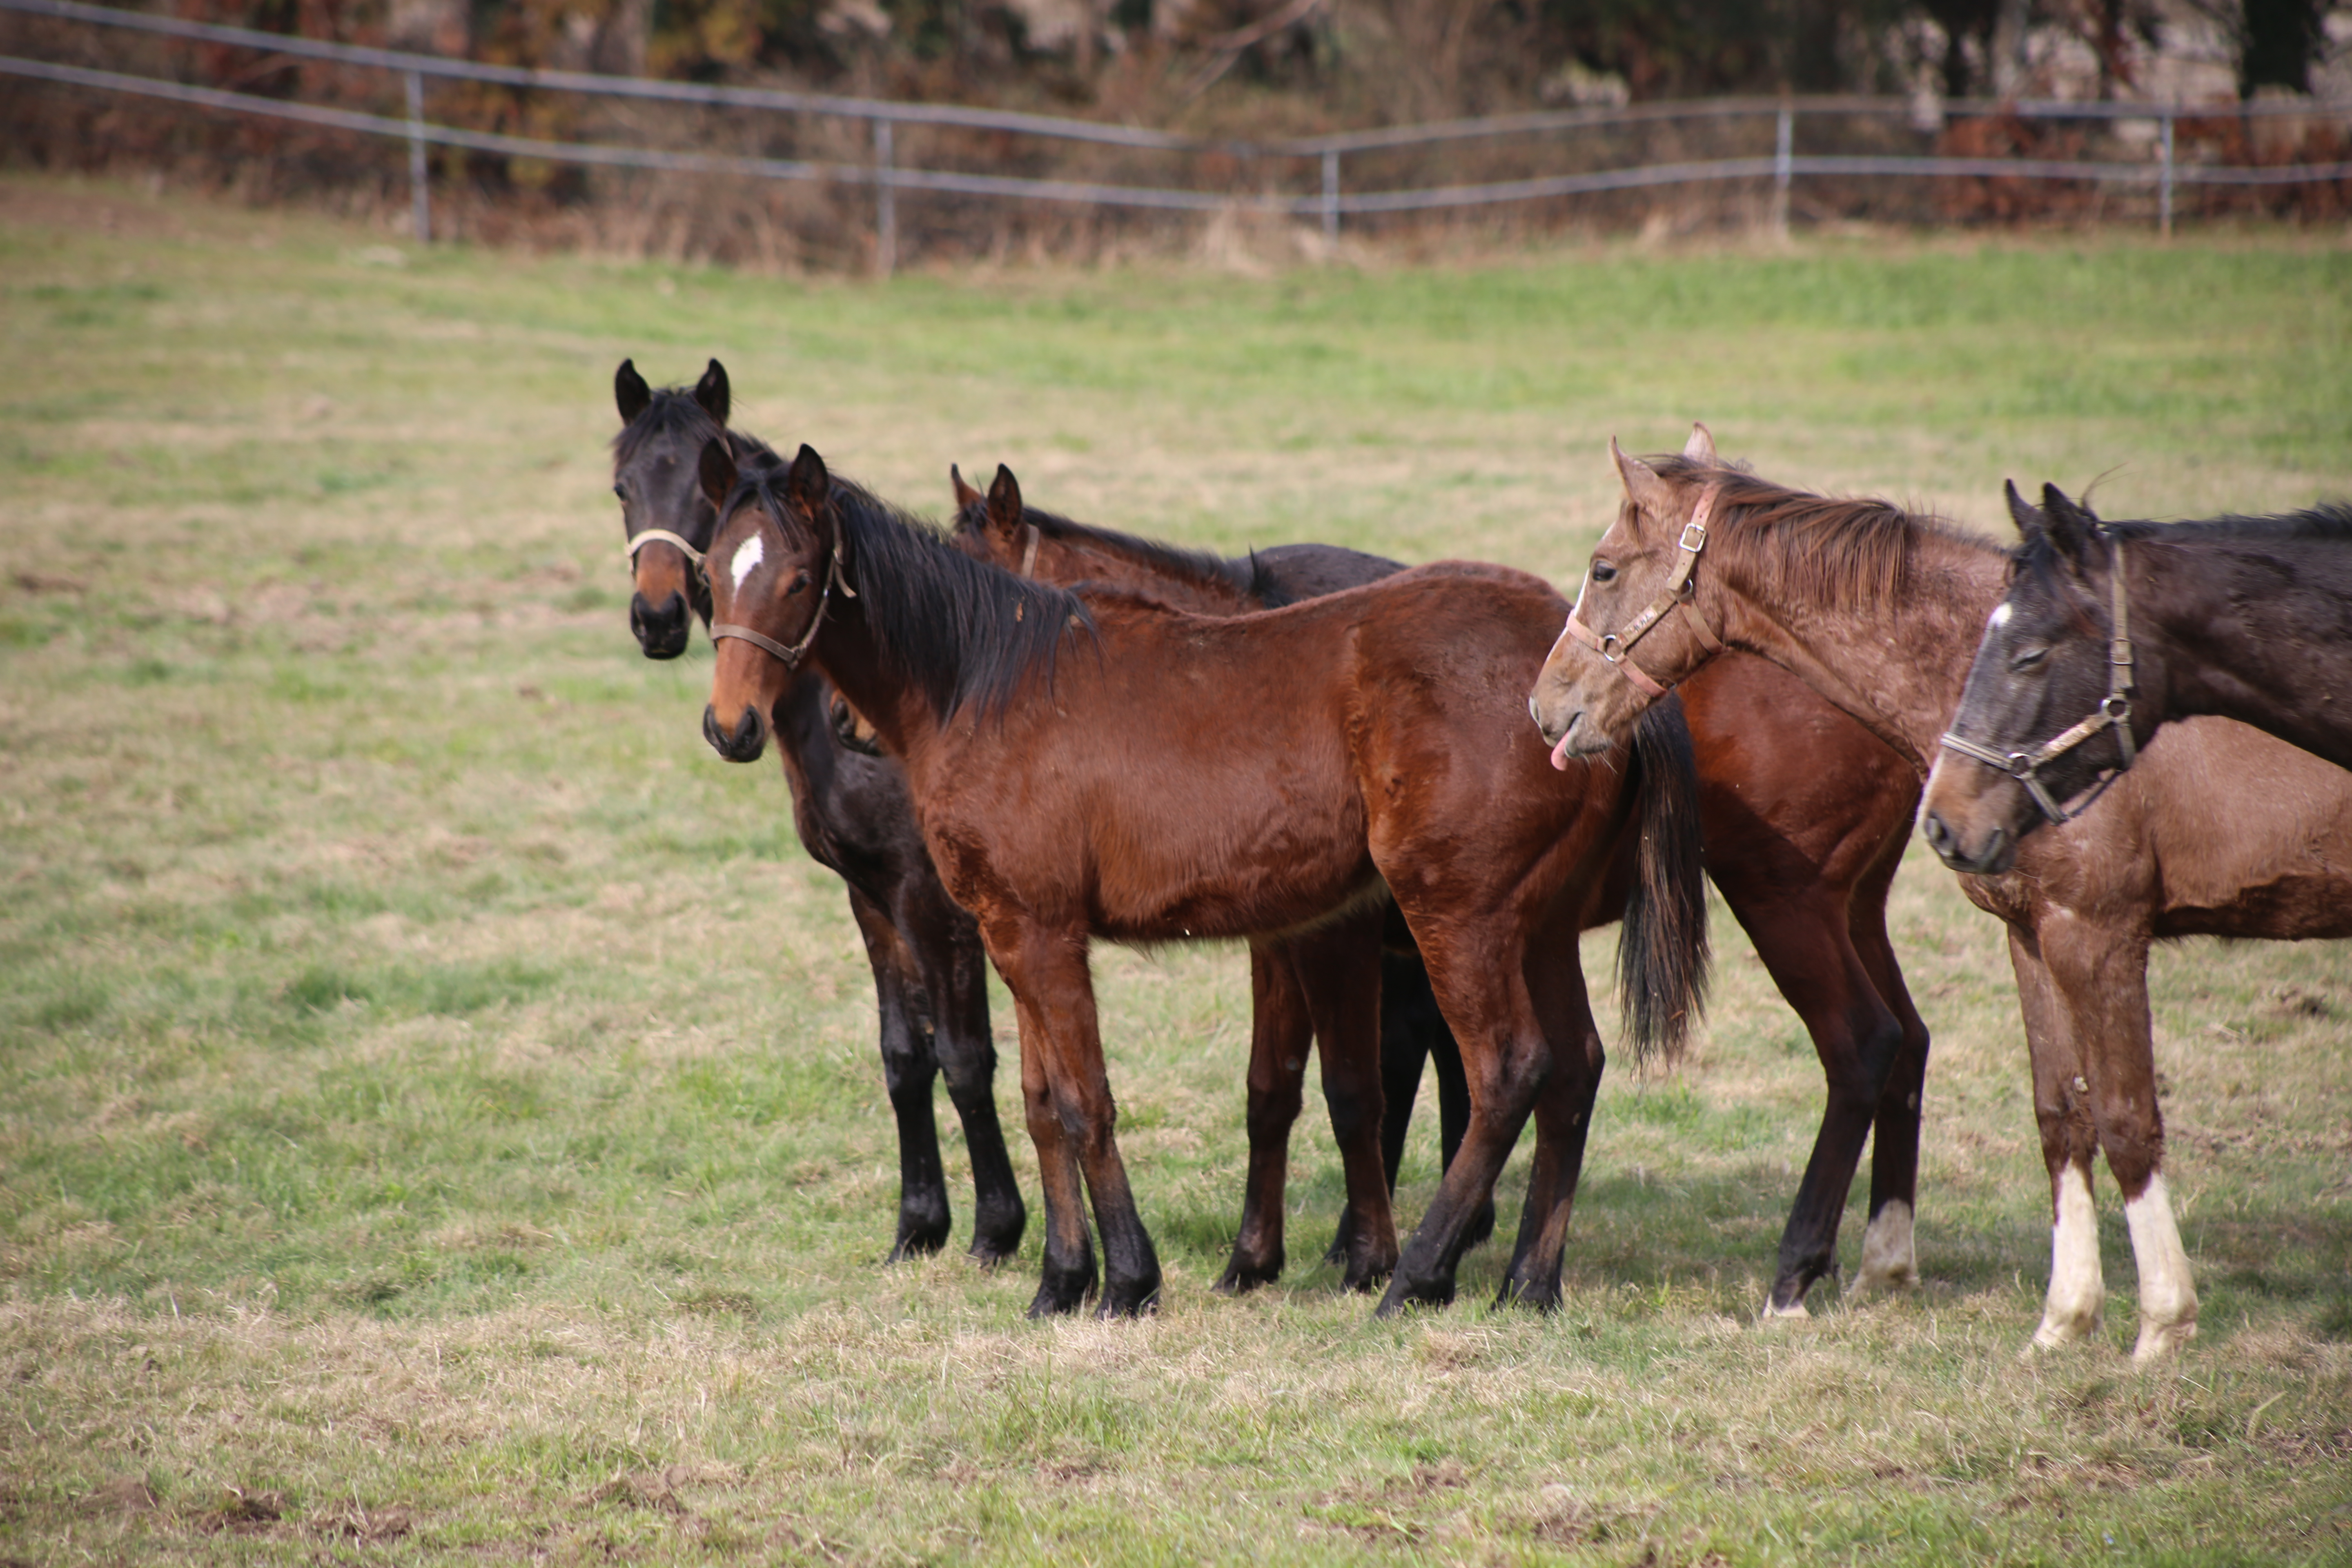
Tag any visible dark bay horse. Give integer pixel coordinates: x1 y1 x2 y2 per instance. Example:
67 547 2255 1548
1528 438 2352 1359
1925 483 2352 869
612 360 1027 1264
949 452 1931 1319
699 443 1710 1319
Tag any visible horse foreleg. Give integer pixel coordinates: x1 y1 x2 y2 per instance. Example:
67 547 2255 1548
1221 943 1311 1293
2040 918 2195 1360
991 918 1160 1319
845 889 950 1261
991 931 1096 1317
1294 911 1398 1292
2007 924 2108 1351
903 881 1026 1263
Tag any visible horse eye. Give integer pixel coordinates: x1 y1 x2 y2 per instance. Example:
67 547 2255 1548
2011 646 2049 671
785 570 811 596
612 483 627 500
1589 562 1617 585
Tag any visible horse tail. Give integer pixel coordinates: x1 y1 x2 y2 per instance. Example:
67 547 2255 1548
1617 693 1710 1067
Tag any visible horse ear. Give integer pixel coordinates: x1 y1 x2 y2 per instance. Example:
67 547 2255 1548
951 463 984 512
2004 479 2047 543
986 464 1024 538
693 359 729 426
615 359 651 424
786 444 831 518
2040 483 2098 562
1682 423 1717 463
697 436 738 510
1609 437 1675 524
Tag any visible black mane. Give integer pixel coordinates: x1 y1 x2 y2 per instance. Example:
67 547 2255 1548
2082 501 2352 549
731 468 1096 724
952 498 1289 609
612 387 722 469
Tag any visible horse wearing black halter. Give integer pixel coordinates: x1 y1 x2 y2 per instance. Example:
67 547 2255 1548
1925 482 2352 865
612 359 1027 1264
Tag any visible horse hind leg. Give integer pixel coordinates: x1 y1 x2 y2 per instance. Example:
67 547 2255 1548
1220 942 1312 1294
1376 927 1552 1316
1362 948 1493 1265
1851 857 1930 1298
845 889 951 1261
1494 907 1604 1311
1292 910 1399 1292
1732 891 1909 1318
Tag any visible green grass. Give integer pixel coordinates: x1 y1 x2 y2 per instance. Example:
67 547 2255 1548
1 174 2348 1563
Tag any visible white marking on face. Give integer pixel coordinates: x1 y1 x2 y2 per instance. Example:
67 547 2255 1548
2034 1163 2105 1348
729 533 765 593
1988 601 2013 630
2123 1173 2198 1359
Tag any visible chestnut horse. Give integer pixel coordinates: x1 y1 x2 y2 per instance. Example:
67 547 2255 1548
1926 483 2352 868
949 459 1933 1319
612 360 1027 1264
700 443 1709 1318
1529 437 2352 1359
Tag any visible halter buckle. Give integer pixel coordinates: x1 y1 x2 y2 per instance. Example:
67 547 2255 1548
1678 519 1708 554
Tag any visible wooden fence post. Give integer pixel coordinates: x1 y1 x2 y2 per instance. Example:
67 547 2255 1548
874 117 897 278
404 69 429 244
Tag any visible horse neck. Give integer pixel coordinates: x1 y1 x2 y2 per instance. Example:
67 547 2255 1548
805 601 947 778
1712 517 2007 774
2127 534 2352 765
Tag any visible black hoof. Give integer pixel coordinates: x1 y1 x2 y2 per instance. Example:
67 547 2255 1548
1340 1248 1399 1294
1374 1274 1457 1318
886 1223 950 1264
1096 1278 1161 1318
969 1204 1027 1266
1492 1276 1563 1312
1214 1254 1283 1296
1027 1263 1097 1318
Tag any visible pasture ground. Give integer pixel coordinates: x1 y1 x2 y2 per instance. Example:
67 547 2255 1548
1 174 2348 1564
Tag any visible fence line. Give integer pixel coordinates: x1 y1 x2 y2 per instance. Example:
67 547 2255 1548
7 0 2348 269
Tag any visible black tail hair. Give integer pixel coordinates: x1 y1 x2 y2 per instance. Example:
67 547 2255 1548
1615 694 1710 1066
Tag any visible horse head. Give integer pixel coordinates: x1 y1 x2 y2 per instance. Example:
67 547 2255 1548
611 357 728 658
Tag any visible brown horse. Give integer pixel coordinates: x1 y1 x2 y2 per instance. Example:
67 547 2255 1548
1924 483 2352 870
1528 435 2352 1359
949 459 1932 1319
700 442 1709 1319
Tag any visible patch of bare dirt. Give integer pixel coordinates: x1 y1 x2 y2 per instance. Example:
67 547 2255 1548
78 1476 158 1516
194 1486 285 1534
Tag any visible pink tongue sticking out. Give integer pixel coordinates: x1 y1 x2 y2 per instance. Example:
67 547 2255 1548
1549 731 1576 771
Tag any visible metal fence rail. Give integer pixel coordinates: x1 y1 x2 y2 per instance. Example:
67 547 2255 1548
7 0 2348 271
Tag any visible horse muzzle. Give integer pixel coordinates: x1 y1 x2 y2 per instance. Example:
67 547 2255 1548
1920 808 2015 876
703 702 767 764
630 590 693 660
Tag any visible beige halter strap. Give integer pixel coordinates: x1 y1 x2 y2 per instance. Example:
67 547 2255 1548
624 528 707 570
1560 483 1726 698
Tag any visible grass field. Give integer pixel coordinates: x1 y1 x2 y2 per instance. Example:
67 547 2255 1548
2 173 2349 1564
